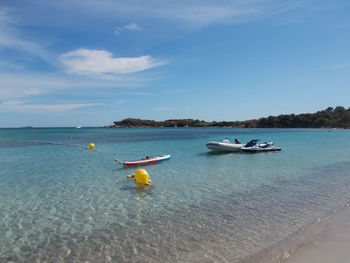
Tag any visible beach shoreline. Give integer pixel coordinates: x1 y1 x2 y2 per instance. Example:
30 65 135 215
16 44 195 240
285 204 350 263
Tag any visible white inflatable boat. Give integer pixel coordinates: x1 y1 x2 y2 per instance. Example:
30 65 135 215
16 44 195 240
206 138 245 152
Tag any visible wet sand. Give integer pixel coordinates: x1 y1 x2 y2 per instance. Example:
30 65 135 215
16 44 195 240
286 205 350 263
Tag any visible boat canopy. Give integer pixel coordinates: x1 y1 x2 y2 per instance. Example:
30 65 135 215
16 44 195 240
244 139 259 148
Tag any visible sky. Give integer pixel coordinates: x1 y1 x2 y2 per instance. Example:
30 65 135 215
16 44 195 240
0 0 350 127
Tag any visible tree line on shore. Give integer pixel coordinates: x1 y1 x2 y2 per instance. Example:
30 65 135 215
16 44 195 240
106 106 350 128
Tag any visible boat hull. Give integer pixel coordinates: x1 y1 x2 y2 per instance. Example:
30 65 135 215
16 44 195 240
241 147 281 152
121 154 171 166
206 142 244 152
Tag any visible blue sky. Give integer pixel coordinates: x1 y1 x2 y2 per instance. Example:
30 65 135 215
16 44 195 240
0 0 350 127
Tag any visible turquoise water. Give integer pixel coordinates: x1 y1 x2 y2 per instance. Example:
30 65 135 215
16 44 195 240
0 128 350 262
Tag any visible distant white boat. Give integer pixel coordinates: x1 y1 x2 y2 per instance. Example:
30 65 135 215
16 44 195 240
206 138 244 152
75 125 81 129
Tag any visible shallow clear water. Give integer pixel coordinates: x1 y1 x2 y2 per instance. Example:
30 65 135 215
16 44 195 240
0 128 350 262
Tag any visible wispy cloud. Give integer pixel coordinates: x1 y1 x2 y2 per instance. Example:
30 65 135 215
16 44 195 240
330 22 350 29
114 22 142 35
0 72 152 101
60 48 167 76
164 89 185 95
317 64 350 71
0 9 51 61
126 91 159 96
309 1 350 12
0 101 103 113
154 107 174 111
72 0 311 28
0 87 42 98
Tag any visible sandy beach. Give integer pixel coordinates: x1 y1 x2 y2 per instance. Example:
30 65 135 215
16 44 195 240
286 205 350 263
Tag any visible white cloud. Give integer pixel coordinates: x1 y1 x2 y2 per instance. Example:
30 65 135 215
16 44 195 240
0 101 103 113
60 48 166 75
114 22 142 35
124 22 142 31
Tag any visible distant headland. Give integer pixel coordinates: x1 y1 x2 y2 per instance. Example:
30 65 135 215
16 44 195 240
105 106 350 129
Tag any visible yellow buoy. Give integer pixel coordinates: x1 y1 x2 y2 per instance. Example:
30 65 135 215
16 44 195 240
87 143 95 149
134 169 150 185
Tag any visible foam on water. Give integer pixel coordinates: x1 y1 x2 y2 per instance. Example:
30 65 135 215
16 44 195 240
0 128 350 262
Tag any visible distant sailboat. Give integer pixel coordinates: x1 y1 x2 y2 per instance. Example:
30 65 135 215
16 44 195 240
75 116 82 128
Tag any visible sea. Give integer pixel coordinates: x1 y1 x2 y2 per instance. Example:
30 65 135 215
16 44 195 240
0 127 349 263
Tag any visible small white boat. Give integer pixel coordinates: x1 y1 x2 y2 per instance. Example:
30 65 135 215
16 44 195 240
241 140 281 152
206 138 245 152
115 154 171 166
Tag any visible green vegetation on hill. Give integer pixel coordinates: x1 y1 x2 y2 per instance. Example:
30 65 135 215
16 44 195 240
106 106 350 128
